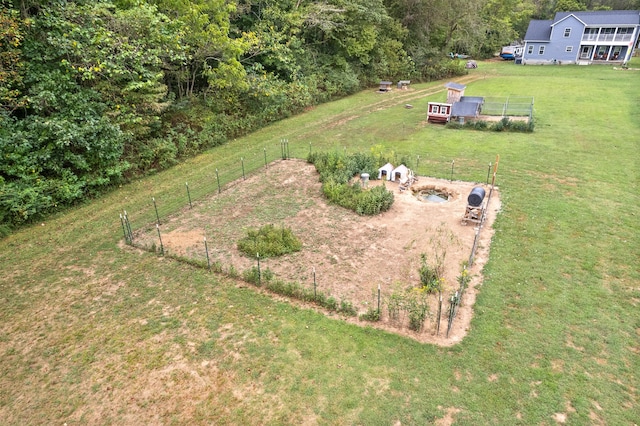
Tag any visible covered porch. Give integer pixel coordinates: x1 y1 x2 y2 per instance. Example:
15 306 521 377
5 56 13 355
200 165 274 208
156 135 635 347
578 44 631 63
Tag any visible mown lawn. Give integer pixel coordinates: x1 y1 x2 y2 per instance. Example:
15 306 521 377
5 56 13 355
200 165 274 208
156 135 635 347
0 59 638 425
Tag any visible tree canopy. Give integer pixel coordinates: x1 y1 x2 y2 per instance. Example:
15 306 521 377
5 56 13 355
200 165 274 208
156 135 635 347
0 0 635 230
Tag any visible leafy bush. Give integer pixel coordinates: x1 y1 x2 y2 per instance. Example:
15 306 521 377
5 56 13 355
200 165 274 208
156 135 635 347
360 308 381 322
419 253 440 293
324 296 338 311
446 118 533 133
386 291 404 323
243 266 275 286
308 151 394 216
237 224 302 258
490 117 510 132
406 288 430 332
338 300 357 317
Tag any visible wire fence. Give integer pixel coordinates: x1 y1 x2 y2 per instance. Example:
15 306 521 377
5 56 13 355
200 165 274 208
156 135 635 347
118 140 499 339
481 96 534 117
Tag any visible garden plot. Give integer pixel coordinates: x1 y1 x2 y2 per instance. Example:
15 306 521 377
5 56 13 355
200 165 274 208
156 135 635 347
133 159 501 345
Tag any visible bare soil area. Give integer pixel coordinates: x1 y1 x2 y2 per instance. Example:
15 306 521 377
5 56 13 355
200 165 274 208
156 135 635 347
134 159 501 346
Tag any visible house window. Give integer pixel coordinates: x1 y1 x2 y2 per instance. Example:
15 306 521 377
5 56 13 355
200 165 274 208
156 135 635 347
564 28 571 37
566 46 573 52
528 45 534 54
538 46 545 55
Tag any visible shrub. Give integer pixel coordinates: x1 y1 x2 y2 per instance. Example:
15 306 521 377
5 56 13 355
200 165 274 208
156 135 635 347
419 253 440 293
308 151 395 216
360 307 381 322
227 265 238 278
386 290 404 323
490 117 510 132
406 288 430 332
242 266 261 285
324 296 338 311
237 224 302 258
338 300 357 316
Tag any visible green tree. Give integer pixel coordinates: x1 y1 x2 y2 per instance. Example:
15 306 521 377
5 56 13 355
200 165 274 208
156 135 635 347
555 0 588 11
0 2 25 111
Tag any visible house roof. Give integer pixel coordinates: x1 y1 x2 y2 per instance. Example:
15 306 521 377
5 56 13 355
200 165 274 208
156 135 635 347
554 10 640 26
379 163 394 171
451 101 481 118
524 19 553 41
525 10 640 42
444 82 466 91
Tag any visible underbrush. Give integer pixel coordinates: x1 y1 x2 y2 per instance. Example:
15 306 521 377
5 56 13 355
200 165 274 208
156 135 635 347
446 117 534 132
237 224 302 258
307 151 394 215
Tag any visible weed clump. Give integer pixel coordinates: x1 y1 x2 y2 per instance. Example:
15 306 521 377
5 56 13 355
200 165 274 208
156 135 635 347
307 151 394 215
237 224 302 258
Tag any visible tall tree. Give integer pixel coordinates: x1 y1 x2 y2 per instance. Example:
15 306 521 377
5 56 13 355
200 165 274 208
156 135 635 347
0 2 25 111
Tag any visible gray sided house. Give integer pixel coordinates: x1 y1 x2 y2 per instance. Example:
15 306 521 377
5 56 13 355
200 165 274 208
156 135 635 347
522 10 640 65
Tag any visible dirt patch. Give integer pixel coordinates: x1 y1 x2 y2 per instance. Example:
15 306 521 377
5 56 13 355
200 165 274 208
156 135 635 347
133 159 501 346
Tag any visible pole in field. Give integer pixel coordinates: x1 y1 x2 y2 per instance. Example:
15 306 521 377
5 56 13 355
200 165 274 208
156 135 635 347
450 160 455 182
377 283 381 315
152 197 160 225
436 294 442 336
156 223 164 255
215 168 221 194
257 253 261 285
204 237 211 271
119 214 129 243
446 294 455 338
309 142 312 155
123 210 133 243
313 267 317 299
241 157 245 180
185 183 192 209
416 155 420 169
486 162 492 185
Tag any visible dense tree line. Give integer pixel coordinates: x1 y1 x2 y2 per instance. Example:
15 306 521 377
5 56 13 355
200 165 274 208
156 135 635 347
0 0 636 230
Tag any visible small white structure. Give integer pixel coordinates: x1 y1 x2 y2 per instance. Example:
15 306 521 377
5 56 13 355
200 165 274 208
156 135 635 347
391 164 409 183
378 163 394 180
360 173 370 187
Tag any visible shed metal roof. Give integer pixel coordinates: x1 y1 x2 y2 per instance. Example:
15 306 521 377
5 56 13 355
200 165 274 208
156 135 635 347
460 96 484 104
444 82 466 91
451 101 481 118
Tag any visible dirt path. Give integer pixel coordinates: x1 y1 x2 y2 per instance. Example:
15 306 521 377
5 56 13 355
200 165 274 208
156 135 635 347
275 74 486 142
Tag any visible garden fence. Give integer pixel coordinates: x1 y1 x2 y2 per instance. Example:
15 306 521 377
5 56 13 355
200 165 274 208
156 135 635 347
119 140 499 338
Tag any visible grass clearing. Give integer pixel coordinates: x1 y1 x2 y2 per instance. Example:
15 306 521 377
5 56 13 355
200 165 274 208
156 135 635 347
1 60 639 424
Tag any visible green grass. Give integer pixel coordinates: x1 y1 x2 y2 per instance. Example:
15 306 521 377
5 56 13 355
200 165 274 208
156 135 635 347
0 59 639 424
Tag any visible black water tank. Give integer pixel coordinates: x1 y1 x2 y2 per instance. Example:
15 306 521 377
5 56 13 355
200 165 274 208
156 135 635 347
467 186 486 207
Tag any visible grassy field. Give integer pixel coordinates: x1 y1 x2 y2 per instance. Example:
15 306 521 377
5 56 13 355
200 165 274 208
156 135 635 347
1 59 639 425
